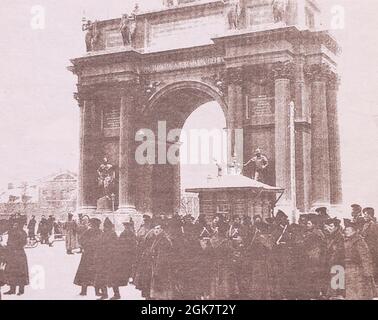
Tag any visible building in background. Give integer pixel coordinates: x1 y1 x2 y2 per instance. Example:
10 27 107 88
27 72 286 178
38 171 78 215
0 171 78 219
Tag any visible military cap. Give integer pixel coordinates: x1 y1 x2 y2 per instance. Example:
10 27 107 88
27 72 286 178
265 217 275 224
275 210 288 220
306 213 321 225
315 207 329 216
343 218 356 229
363 207 375 217
324 217 341 226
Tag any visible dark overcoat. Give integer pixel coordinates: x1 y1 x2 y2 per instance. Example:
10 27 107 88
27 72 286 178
74 227 102 287
0 245 6 287
150 232 175 300
208 236 239 300
94 229 118 288
4 227 29 286
301 227 326 299
111 229 137 287
345 233 376 300
324 229 345 298
244 230 274 300
133 230 155 298
361 221 378 283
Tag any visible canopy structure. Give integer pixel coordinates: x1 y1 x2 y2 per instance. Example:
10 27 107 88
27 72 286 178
186 174 284 219
186 174 284 194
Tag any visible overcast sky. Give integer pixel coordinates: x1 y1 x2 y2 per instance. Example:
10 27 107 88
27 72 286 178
0 0 377 210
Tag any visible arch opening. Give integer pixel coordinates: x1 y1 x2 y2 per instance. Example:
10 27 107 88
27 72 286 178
137 82 228 216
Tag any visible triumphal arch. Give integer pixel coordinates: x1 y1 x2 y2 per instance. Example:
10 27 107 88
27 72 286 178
69 0 342 220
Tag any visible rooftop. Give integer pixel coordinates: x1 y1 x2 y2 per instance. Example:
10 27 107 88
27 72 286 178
186 174 284 193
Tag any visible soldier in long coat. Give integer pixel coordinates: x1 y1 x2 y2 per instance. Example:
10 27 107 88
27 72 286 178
270 210 292 299
287 217 307 299
361 207 378 284
149 224 175 300
344 219 376 300
165 216 185 299
27 216 36 241
63 214 78 254
110 221 137 300
323 218 345 299
0 241 7 300
76 215 90 253
74 218 102 296
38 216 50 245
94 218 118 300
133 216 155 299
208 222 239 300
3 221 29 296
180 221 211 299
244 221 274 300
301 214 326 300
195 216 214 300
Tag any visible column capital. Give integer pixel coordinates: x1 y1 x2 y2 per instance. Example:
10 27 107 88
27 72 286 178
74 85 97 108
304 63 333 82
117 78 142 92
226 67 244 85
327 72 341 90
139 78 166 101
271 61 295 81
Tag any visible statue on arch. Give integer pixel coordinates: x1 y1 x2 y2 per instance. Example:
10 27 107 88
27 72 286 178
244 148 269 183
97 157 116 199
227 0 243 30
119 13 137 47
272 0 288 23
163 0 178 7
83 20 100 52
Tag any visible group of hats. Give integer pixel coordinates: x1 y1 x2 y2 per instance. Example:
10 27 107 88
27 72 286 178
298 207 341 226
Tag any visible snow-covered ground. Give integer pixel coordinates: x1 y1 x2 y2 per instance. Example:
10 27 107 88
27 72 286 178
1 241 144 300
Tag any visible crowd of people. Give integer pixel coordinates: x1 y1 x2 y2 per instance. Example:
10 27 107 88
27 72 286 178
1 204 378 300
26 215 65 246
70 204 378 300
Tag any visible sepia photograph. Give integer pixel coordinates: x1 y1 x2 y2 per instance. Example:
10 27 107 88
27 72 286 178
0 0 378 305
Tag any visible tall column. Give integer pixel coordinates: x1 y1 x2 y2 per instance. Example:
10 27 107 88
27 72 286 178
227 67 244 167
76 92 98 214
117 84 137 215
173 156 181 215
294 56 312 212
306 63 331 207
273 62 294 208
327 73 343 206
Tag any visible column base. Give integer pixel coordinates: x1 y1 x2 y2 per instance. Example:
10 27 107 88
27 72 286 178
116 206 137 215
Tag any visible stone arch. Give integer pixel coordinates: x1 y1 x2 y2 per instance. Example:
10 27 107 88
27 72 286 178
136 80 229 216
144 80 228 126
